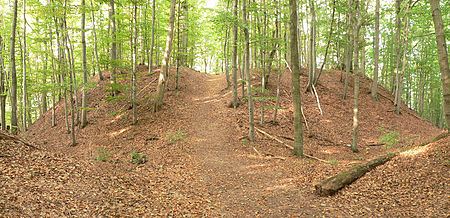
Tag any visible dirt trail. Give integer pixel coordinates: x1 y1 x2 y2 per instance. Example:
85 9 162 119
178 72 318 216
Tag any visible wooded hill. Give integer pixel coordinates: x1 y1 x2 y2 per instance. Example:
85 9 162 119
0 0 449 216
1 64 447 216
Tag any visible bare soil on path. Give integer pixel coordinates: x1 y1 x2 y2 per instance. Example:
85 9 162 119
181 72 320 216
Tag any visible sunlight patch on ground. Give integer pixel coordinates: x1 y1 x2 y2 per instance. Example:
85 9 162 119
109 113 124 124
321 149 333 154
265 178 294 191
109 127 131 137
401 144 432 157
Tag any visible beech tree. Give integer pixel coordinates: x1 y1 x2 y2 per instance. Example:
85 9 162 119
289 0 304 157
430 0 450 129
154 0 176 112
9 0 19 133
231 0 238 109
242 0 254 141
81 0 88 128
371 0 380 101
351 0 363 153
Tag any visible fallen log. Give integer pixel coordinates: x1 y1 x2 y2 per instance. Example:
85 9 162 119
314 152 397 196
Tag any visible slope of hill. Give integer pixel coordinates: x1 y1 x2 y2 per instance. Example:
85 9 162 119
0 66 445 216
320 133 449 216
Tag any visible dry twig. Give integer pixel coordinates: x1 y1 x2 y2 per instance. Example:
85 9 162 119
255 127 329 163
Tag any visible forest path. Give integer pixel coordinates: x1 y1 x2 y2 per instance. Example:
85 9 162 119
178 71 318 216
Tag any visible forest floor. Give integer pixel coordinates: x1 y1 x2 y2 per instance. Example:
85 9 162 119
1 66 448 216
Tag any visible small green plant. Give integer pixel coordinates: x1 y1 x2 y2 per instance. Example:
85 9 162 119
241 138 248 146
92 147 111 162
165 130 186 144
130 151 147 164
378 126 401 148
329 159 339 165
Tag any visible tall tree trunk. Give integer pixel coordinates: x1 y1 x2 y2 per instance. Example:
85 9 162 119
393 0 402 106
153 0 176 112
243 0 254 141
289 0 304 157
42 40 48 115
81 0 88 128
430 0 450 129
22 0 27 131
149 0 156 74
132 0 138 124
273 2 281 122
306 0 317 92
90 0 103 80
175 0 181 90
396 4 410 115
156 26 160 66
66 27 80 127
371 0 380 101
110 0 117 93
49 26 57 127
0 34 5 130
62 4 76 146
315 0 336 85
343 0 353 99
351 0 362 153
223 0 231 88
231 0 238 108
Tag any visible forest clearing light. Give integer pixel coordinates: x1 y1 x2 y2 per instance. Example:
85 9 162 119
205 0 218 9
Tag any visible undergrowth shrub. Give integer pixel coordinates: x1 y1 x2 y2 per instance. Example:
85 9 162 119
131 151 147 164
166 130 186 144
378 126 401 148
92 147 111 162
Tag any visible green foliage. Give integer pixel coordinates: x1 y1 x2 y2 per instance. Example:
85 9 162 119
130 151 147 164
378 127 401 148
252 86 270 95
328 159 339 165
165 130 186 144
241 138 248 146
105 95 126 103
104 83 129 95
92 147 111 162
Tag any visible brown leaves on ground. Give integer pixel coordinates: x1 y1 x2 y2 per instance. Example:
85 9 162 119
0 65 447 216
